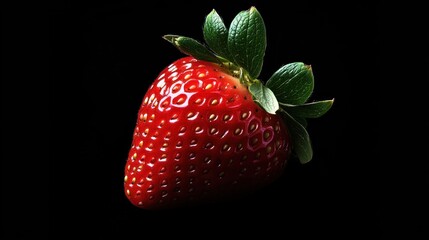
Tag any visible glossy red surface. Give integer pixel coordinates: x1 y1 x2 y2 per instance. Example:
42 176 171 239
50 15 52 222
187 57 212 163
124 57 291 209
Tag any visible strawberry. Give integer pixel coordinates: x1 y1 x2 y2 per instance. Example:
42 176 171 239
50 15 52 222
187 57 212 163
124 7 333 209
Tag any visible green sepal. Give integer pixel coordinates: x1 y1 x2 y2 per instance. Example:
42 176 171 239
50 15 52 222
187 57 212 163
163 35 221 63
280 99 334 118
279 109 313 164
203 9 232 61
266 62 314 105
228 7 266 79
249 80 279 115
293 116 308 128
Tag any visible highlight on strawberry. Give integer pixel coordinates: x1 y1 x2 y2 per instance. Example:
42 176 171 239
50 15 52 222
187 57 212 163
124 7 333 209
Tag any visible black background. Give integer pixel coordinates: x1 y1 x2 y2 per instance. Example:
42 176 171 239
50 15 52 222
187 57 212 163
12 0 429 238
48 0 382 237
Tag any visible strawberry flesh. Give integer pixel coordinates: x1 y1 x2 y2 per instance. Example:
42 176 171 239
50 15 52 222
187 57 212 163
124 57 291 209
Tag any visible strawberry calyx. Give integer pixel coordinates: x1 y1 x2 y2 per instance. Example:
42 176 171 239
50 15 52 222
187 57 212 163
162 35 245 81
163 7 333 164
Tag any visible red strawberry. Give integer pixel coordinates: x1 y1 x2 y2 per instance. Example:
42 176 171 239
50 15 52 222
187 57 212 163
125 56 291 208
124 7 333 209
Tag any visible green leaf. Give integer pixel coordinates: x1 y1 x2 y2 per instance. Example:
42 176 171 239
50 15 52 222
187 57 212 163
203 9 231 61
280 109 313 164
280 99 334 118
228 7 266 79
248 81 279 114
294 116 308 128
163 35 220 63
266 62 314 105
